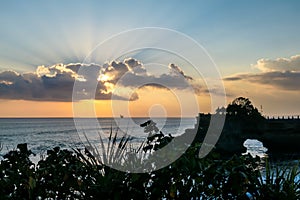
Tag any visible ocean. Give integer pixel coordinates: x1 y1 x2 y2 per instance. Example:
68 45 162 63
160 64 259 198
0 117 269 161
1 118 299 182
0 118 199 156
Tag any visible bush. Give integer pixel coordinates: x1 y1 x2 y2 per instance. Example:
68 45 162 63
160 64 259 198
1 122 300 199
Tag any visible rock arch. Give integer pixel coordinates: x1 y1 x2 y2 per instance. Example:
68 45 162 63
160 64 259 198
190 113 300 155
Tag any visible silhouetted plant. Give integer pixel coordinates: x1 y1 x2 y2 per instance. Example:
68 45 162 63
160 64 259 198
226 97 263 120
0 143 36 199
1 121 300 199
254 159 300 199
140 119 173 153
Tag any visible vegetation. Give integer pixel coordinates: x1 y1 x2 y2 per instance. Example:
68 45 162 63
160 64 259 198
1 136 300 199
216 97 264 121
1 97 299 199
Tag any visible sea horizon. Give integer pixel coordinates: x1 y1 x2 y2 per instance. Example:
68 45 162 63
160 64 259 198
0 117 197 154
0 116 197 119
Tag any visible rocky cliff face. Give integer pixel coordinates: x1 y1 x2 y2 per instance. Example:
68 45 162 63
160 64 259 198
260 119 300 153
188 113 300 155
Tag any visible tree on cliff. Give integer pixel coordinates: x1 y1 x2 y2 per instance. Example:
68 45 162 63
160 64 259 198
226 97 263 120
217 97 265 151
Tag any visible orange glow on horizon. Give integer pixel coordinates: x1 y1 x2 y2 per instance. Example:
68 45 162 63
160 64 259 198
0 89 212 118
0 100 73 118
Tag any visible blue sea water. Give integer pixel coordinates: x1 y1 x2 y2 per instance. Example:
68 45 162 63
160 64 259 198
5 117 300 175
0 117 270 162
1 118 298 184
0 118 197 156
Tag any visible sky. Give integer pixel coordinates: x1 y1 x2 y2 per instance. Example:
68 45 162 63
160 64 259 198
0 0 300 117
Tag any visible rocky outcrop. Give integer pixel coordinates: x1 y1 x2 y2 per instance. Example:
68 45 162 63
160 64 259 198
189 113 300 155
260 119 300 153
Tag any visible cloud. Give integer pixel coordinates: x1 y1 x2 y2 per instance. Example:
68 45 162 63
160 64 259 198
0 59 202 101
99 60 203 94
0 63 121 101
225 71 300 90
169 63 193 80
225 54 300 91
253 55 300 72
223 77 242 81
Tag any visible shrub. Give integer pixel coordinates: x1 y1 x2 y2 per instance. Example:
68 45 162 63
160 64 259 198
1 122 300 199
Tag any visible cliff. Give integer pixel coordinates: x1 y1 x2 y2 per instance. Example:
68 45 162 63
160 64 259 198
186 113 300 155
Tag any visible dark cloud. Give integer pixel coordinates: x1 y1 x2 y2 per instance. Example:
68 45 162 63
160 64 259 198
0 71 48 100
225 71 300 90
225 55 300 91
124 58 142 68
0 59 202 102
223 77 242 81
117 72 191 90
169 63 193 80
100 60 202 94
0 63 121 101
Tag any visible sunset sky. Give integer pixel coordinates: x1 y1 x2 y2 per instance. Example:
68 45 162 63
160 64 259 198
0 1 300 117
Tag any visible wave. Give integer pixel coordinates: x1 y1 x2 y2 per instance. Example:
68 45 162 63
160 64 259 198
36 129 78 135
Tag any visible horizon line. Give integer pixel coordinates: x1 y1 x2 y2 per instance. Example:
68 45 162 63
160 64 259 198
0 116 197 119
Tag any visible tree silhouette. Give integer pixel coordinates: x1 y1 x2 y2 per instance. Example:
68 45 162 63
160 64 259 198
226 97 262 118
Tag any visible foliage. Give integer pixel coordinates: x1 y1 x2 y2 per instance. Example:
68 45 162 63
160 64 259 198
1 120 300 199
226 97 263 119
221 97 266 135
0 144 36 199
255 159 300 199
